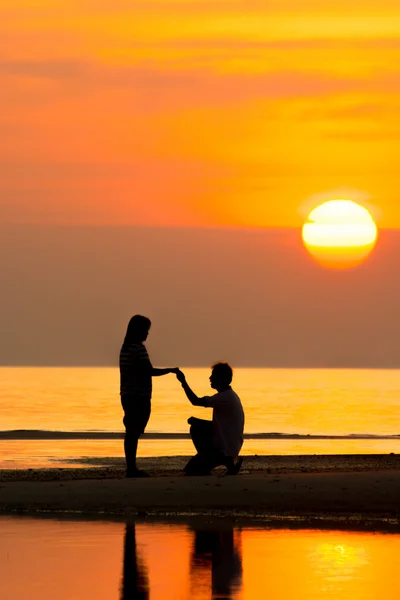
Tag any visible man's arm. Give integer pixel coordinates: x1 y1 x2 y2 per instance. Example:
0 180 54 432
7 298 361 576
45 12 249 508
151 367 178 377
176 370 207 406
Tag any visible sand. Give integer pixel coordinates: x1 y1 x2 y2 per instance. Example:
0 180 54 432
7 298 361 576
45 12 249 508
1 455 399 525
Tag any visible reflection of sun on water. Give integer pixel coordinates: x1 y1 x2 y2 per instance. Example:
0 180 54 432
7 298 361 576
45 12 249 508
310 541 370 590
302 199 378 270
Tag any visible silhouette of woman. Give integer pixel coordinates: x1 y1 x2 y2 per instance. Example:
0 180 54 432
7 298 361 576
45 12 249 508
119 315 178 477
121 524 149 600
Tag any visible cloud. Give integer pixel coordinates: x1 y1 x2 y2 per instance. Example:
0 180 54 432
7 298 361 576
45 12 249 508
124 37 400 51
0 59 88 80
0 157 234 226
92 63 400 112
0 57 363 100
2 55 400 124
325 104 386 119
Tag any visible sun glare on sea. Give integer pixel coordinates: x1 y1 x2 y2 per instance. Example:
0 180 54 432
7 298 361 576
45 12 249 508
302 199 378 270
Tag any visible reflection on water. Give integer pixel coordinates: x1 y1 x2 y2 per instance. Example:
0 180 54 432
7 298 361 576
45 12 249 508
3 437 400 470
311 541 369 584
120 524 242 599
121 525 149 600
1 516 400 599
3 367 400 437
189 527 242 599
3 366 400 468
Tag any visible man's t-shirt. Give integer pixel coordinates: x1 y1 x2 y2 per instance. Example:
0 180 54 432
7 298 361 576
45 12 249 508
200 387 245 457
119 342 152 400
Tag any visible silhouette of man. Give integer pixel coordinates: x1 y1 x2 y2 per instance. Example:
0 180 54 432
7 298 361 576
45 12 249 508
120 315 178 477
121 524 149 600
176 363 244 476
189 526 242 599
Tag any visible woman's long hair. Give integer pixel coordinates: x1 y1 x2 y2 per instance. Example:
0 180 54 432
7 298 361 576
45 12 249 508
123 315 151 345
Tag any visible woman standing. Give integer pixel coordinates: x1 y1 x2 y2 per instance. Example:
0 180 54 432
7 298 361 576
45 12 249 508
120 315 178 477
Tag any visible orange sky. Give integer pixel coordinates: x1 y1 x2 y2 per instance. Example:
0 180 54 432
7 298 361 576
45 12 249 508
1 0 400 228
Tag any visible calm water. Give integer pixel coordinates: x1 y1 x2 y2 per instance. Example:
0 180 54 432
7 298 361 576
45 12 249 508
1 516 400 599
1 367 400 468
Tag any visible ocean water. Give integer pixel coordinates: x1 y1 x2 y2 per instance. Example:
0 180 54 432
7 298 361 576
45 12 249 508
1 367 400 468
1 516 400 599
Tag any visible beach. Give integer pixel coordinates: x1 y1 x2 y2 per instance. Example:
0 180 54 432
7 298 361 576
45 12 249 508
1 454 400 525
2 370 399 525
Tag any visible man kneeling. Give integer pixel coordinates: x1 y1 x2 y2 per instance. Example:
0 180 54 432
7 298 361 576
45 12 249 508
176 363 245 476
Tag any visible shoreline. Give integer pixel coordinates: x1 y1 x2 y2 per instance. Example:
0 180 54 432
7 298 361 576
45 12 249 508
1 454 400 525
2 453 400 480
3 510 400 534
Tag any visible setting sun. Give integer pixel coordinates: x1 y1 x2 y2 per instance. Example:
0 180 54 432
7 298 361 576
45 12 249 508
302 200 378 269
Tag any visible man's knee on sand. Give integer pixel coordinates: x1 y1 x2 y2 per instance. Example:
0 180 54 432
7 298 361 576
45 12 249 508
185 418 231 475
184 439 242 476
184 451 225 476
188 416 214 455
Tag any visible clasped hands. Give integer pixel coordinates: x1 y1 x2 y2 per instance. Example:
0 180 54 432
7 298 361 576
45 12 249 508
170 367 186 383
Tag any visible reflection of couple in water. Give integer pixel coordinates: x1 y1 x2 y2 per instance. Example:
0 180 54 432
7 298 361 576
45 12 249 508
121 525 149 600
121 523 242 600
190 526 242 599
119 315 245 478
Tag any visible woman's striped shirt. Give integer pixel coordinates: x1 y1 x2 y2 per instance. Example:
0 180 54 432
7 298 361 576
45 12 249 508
119 342 152 398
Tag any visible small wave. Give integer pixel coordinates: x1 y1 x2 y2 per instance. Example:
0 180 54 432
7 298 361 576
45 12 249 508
0 430 399 441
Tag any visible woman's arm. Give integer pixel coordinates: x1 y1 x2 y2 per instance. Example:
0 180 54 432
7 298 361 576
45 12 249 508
151 367 179 377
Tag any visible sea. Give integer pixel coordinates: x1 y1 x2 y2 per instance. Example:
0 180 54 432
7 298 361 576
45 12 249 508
1 516 400 599
1 367 400 469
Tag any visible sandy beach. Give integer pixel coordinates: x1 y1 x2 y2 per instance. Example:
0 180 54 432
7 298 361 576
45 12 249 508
1 454 400 525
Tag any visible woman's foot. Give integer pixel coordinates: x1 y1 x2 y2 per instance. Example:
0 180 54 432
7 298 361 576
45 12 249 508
126 468 151 478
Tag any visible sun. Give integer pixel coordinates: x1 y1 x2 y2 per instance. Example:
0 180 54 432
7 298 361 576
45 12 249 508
302 199 378 269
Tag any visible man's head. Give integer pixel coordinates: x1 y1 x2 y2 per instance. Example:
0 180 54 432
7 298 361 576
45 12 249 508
125 315 151 343
209 362 233 391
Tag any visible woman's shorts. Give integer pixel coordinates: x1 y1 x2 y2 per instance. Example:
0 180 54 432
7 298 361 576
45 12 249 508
122 396 151 436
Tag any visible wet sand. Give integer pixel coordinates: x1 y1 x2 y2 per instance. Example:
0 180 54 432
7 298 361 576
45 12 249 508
1 455 399 523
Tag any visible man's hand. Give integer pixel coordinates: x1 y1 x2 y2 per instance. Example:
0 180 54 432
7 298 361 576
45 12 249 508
175 369 186 384
175 370 201 405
